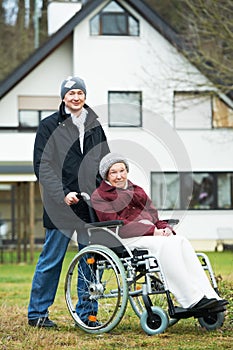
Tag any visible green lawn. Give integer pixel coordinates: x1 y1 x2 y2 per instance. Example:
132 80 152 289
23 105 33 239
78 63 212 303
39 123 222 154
0 249 232 350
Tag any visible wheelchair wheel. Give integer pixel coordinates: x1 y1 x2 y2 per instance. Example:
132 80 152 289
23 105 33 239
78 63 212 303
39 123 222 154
129 273 179 328
198 311 225 331
140 306 169 335
65 244 128 334
129 273 167 317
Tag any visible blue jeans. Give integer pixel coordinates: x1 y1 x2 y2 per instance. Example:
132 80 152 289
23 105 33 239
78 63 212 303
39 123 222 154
28 228 96 321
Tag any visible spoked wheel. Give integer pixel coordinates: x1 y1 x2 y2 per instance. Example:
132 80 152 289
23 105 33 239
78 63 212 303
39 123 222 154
140 306 169 335
65 245 128 334
198 311 225 331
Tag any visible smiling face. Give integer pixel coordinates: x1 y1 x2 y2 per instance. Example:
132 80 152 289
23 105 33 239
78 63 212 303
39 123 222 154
107 162 128 188
63 89 86 116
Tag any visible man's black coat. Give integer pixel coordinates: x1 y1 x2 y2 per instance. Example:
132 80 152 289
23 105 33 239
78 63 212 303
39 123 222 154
33 102 110 230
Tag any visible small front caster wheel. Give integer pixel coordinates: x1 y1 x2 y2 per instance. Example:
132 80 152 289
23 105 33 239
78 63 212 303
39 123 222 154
140 306 169 335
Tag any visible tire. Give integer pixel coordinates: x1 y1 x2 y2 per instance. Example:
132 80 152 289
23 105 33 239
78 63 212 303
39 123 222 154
198 311 225 331
65 244 128 334
140 306 169 335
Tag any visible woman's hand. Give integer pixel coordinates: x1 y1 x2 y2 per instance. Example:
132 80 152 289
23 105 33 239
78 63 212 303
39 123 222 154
64 192 79 206
153 227 173 236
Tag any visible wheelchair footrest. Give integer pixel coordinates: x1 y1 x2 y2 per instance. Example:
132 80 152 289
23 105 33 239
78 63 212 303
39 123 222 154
170 305 227 320
169 307 195 319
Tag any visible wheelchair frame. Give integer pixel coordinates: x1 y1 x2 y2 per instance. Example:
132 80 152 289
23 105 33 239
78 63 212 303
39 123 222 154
65 217 226 335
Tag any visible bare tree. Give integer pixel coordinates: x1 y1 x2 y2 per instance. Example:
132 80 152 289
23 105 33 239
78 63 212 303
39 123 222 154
40 0 48 44
144 0 233 96
0 0 48 82
177 0 233 96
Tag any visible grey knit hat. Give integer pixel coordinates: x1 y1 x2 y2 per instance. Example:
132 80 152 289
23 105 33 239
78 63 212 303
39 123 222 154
60 76 86 99
99 153 129 179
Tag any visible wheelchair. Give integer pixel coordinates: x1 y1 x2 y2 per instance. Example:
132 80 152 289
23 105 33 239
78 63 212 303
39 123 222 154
64 195 226 335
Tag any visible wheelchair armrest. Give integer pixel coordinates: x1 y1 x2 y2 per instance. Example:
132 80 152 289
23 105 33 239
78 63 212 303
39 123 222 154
85 220 124 229
164 219 179 226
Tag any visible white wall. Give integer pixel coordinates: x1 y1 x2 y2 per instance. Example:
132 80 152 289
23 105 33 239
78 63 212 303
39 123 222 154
48 2 81 35
0 38 73 162
160 210 233 251
73 2 209 115
0 38 73 127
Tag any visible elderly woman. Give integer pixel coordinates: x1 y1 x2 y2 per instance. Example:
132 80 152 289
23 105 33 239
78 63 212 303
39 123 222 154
91 153 228 311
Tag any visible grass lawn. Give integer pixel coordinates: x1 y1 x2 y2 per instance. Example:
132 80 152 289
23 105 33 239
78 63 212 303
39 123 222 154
0 249 232 350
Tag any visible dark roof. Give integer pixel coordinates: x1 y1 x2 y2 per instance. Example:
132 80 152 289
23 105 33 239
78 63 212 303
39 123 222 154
0 0 183 100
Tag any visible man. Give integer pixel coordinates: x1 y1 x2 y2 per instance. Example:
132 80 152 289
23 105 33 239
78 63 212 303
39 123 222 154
28 76 110 328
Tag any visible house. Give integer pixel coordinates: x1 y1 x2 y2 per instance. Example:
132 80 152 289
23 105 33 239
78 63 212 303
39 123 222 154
0 0 233 255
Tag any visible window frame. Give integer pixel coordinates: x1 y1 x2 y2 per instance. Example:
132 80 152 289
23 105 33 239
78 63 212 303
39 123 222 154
173 91 233 130
18 109 56 131
151 171 233 210
90 0 139 37
100 12 129 36
108 90 142 127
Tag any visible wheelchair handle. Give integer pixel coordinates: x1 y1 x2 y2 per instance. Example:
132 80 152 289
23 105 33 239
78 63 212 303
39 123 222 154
164 219 179 226
76 192 90 201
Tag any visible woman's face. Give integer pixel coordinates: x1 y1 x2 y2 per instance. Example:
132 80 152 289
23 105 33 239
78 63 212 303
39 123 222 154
107 162 128 188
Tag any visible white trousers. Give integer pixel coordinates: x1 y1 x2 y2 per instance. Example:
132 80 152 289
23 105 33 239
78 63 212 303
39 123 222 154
122 235 220 308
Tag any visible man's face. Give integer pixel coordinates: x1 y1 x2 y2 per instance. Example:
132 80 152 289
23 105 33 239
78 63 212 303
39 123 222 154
63 89 86 115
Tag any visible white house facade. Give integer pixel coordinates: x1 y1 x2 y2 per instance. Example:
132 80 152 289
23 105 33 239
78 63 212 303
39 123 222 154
0 0 233 253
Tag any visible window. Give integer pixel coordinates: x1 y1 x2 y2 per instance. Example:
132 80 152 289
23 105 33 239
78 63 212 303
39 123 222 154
217 173 233 208
19 111 40 128
17 96 59 131
90 0 139 36
213 96 233 128
174 92 233 129
19 110 55 130
108 91 142 127
151 172 233 210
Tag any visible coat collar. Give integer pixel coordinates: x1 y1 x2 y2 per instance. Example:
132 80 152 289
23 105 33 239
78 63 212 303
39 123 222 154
58 101 99 130
100 179 135 192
